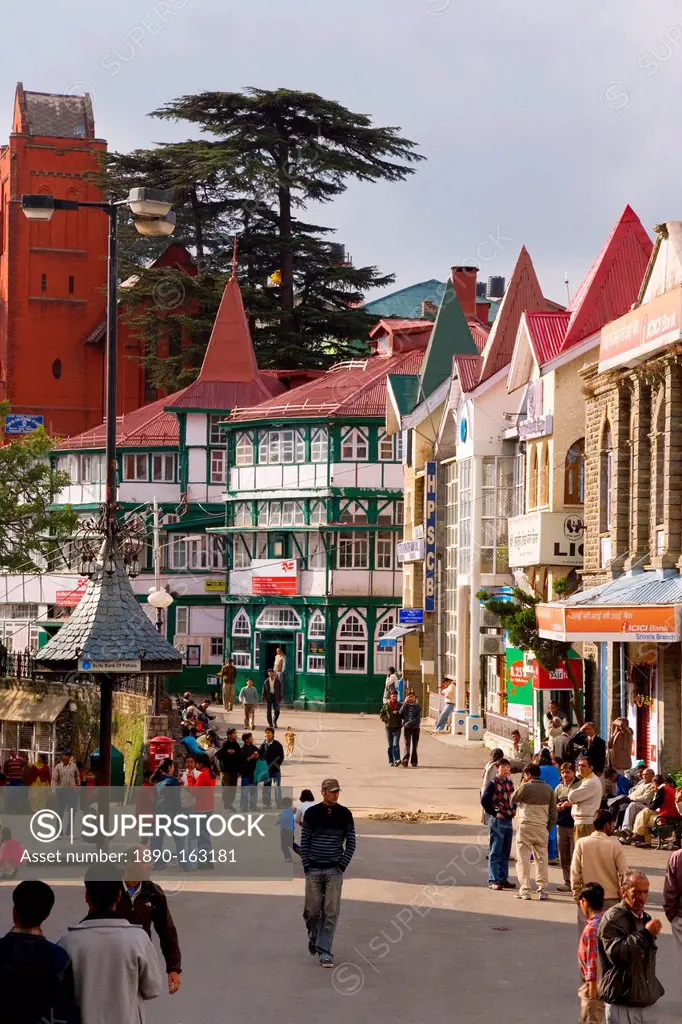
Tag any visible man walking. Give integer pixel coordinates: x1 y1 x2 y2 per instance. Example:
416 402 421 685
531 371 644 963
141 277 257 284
663 846 682 967
379 691 403 766
569 755 604 840
481 757 516 891
400 691 421 767
433 679 457 732
555 760 580 893
52 748 80 832
215 726 241 809
301 779 356 968
120 867 182 995
572 810 628 924
238 677 259 730
273 646 286 690
59 869 163 1024
598 871 664 1022
577 882 606 1024
512 762 557 901
259 726 285 807
262 668 282 729
220 657 236 712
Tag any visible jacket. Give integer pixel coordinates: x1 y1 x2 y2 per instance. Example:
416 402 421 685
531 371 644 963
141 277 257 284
552 733 573 764
219 663 236 686
598 902 664 1007
511 779 557 831
262 675 283 702
118 882 181 973
259 738 285 776
300 801 356 872
555 778 580 827
568 773 603 825
58 917 163 1024
663 847 682 922
570 830 628 901
215 738 242 774
585 735 607 775
400 701 421 728
608 726 633 770
380 702 402 729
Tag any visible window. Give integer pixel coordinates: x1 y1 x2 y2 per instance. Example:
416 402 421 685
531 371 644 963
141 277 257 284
308 534 326 569
281 501 305 527
396 432 403 462
208 415 227 445
341 427 368 461
235 433 254 466
310 501 327 526
375 531 393 569
338 531 369 568
395 501 404 526
169 535 187 570
512 451 525 517
41 273 47 293
256 606 302 630
232 536 251 568
234 502 252 527
258 429 305 464
564 439 585 505
375 612 397 674
210 636 224 658
538 443 549 507
254 632 260 669
123 454 148 481
339 501 368 524
296 631 304 671
309 609 325 637
528 446 538 510
80 454 100 483
175 606 190 635
311 428 328 463
179 535 225 571
337 643 366 673
210 449 226 484
69 275 75 295
600 421 613 532
378 431 394 461
457 458 472 573
654 397 665 530
232 608 251 636
152 453 176 482
230 636 251 667
444 461 458 679
0 604 39 620
338 612 366 639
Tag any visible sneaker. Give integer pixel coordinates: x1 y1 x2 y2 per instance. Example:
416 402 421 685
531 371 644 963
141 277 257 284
548 858 560 866
489 883 503 891
319 954 334 968
308 940 317 956
500 880 516 890
538 891 549 901
411 764 418 768
556 884 572 893
515 892 531 900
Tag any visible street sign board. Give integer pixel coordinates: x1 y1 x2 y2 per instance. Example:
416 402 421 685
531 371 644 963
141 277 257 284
78 659 141 673
4 413 44 434
399 608 424 626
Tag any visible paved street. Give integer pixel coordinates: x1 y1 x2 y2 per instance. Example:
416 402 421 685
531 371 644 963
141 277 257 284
2 710 680 1023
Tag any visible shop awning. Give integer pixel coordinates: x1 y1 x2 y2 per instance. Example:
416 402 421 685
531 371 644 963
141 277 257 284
377 625 418 648
0 691 69 723
536 570 682 643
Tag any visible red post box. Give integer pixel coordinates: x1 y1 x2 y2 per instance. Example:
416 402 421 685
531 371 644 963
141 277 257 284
148 735 174 766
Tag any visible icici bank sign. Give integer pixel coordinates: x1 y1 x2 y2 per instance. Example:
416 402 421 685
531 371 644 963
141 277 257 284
599 288 682 373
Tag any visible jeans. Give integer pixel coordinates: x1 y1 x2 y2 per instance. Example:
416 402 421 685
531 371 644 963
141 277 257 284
240 777 257 811
385 727 401 764
280 829 294 862
265 695 280 728
488 816 513 883
435 703 455 731
303 867 343 956
262 770 282 808
548 824 558 861
56 787 78 834
402 726 420 766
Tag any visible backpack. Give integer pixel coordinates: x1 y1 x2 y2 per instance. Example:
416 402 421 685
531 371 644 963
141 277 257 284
254 758 270 784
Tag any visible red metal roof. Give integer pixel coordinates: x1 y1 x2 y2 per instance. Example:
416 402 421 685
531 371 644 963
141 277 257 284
524 311 571 364
369 318 432 338
58 393 180 450
479 247 551 381
467 319 490 354
454 354 483 393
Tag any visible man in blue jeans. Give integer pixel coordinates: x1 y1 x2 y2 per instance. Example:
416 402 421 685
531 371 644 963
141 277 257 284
300 779 357 967
379 693 403 766
434 680 457 731
481 758 516 891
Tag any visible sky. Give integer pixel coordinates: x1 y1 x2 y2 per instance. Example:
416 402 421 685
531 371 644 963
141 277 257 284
3 0 682 304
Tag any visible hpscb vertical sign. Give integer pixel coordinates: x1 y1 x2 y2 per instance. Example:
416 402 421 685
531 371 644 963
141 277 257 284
424 461 437 613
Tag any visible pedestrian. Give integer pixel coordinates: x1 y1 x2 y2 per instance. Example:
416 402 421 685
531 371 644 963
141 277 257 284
0 826 25 879
194 754 217 857
544 700 569 734
400 690 421 767
538 748 560 864
262 668 282 729
277 798 295 861
215 726 241 809
555 761 580 893
295 788 317 825
607 718 634 775
572 810 628 926
220 657 236 711
383 666 398 701
239 731 260 811
553 723 575 764
512 762 557 901
379 690 403 766
569 755 604 840
238 677 259 730
481 757 516 891
120 859 182 995
617 768 656 842
433 679 457 732
259 726 285 807
510 729 532 764
663 846 682 967
631 774 680 847
598 871 664 1022
574 722 607 776
59 869 163 1024
52 748 80 832
480 749 505 823
300 778 356 968
151 758 185 863
273 646 286 690
179 727 205 759
0 880 78 1024
577 882 606 1024
3 747 26 786
179 754 199 787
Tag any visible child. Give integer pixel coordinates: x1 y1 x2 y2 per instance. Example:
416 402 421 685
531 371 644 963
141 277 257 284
284 725 296 758
0 826 24 879
577 882 605 1024
277 798 295 862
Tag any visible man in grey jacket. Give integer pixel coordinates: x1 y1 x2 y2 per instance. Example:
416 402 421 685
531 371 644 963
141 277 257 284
59 871 163 1024
512 763 557 902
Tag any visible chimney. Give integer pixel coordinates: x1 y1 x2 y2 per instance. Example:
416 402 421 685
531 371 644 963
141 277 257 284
451 265 478 319
421 299 438 320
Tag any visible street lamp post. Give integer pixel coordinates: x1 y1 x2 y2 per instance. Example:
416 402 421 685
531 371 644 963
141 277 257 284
22 189 176 784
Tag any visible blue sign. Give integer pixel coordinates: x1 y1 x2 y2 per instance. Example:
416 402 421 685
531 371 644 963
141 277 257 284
4 413 44 435
424 461 437 613
399 608 424 626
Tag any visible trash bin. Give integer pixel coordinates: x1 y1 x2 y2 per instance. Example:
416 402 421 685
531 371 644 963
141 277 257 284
90 744 125 786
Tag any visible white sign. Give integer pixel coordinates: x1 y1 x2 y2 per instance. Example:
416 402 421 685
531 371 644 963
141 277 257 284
397 539 425 563
508 512 584 568
78 659 142 673
518 379 553 438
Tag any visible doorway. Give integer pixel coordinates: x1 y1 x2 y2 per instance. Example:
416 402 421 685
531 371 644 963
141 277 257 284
263 637 294 702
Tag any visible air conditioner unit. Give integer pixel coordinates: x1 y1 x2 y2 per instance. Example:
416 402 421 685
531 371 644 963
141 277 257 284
480 608 501 629
479 635 505 657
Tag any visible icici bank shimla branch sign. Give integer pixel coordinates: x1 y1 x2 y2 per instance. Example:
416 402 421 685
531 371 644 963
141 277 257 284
599 288 682 373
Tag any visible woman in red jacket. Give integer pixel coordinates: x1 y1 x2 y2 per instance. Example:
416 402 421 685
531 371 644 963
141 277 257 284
633 775 681 846
194 754 217 863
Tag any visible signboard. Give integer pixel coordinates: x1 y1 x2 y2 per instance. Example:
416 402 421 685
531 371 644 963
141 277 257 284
518 380 552 439
78 658 141 673
599 287 682 374
530 654 583 691
399 608 424 626
508 512 584 568
424 461 437 613
185 645 201 667
204 579 226 593
251 558 298 596
4 413 44 435
536 603 681 643
397 539 425 563
56 579 89 607
308 640 325 656
505 647 533 722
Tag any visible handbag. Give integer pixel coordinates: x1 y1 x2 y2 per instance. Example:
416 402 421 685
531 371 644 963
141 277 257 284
254 758 270 784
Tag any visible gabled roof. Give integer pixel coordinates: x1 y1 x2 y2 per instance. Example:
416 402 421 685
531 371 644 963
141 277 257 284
524 311 571 365
454 355 483 394
57 393 179 451
479 247 549 382
386 373 422 418
14 82 95 139
419 279 480 398
363 280 445 319
562 205 652 350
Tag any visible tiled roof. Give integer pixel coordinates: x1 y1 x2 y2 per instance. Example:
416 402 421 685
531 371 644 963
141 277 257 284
524 311 571 365
57 394 179 451
165 377 282 412
454 354 483 393
479 247 550 382
22 88 94 139
228 349 426 422
467 319 491 353
36 544 182 671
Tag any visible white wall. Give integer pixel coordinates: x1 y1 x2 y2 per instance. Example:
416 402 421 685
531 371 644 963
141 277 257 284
185 414 207 446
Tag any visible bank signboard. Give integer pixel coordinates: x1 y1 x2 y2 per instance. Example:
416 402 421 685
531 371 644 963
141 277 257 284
424 462 437 613
599 288 682 373
508 512 584 568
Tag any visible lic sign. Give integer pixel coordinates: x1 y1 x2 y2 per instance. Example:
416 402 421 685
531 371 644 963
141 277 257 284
424 461 437 613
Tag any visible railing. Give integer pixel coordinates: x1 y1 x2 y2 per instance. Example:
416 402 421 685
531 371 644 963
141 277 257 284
485 711 529 743
0 648 37 679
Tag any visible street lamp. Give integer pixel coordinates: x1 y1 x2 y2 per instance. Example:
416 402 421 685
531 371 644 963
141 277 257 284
22 187 175 785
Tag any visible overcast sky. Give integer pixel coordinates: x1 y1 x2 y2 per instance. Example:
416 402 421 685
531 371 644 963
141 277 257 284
4 1 681 303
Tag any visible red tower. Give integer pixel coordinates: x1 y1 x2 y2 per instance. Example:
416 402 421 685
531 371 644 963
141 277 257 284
0 83 108 437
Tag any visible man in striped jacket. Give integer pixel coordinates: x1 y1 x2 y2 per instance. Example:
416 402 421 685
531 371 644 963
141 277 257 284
300 779 356 968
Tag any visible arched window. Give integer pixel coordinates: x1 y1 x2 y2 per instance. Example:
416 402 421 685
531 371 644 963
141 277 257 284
341 427 368 461
232 608 251 636
311 428 328 463
374 611 397 674
654 394 665 531
538 442 550 507
230 607 251 667
528 446 538 509
256 606 302 630
309 609 326 637
235 433 254 466
600 420 613 532
564 438 585 505
307 609 326 673
336 610 367 673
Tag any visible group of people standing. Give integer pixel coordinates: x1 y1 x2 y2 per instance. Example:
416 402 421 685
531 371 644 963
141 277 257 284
218 647 285 730
379 668 421 767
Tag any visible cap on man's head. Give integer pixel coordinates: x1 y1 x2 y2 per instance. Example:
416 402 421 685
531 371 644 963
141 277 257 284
62 748 72 755
321 778 341 792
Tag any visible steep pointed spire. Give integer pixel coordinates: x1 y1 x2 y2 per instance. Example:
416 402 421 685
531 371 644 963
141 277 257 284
479 246 548 382
197 275 260 383
419 278 479 398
